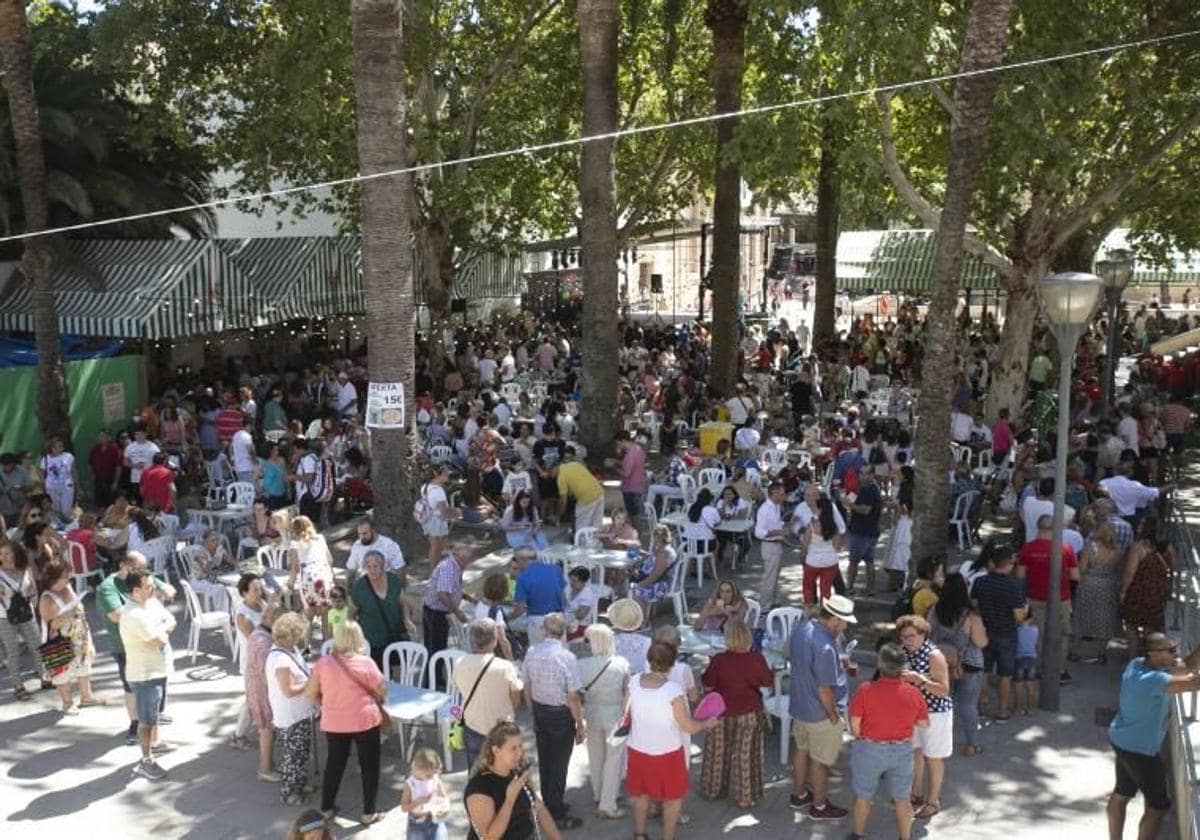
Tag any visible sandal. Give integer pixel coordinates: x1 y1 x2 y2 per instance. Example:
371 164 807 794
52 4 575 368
964 744 983 756
80 697 108 707
909 795 925 808
61 703 80 716
258 771 282 783
914 803 941 819
14 686 31 701
359 812 384 826
282 793 304 806
230 735 252 751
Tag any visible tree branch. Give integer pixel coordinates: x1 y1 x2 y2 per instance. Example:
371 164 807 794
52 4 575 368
1051 107 1200 252
455 0 564 169
875 91 1012 273
617 132 682 237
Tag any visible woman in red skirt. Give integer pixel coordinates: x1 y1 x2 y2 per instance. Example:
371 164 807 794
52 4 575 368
626 641 718 840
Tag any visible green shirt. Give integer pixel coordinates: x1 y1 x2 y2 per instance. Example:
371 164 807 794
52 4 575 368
1028 354 1053 384
263 400 288 432
350 573 406 650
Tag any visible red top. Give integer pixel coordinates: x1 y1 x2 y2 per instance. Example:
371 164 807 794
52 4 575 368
848 677 928 741
139 464 175 512
215 408 244 445
1018 538 1077 602
700 650 773 716
88 441 123 483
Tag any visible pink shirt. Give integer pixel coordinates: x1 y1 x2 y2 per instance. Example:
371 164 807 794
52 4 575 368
621 443 648 494
314 654 385 733
992 419 1011 454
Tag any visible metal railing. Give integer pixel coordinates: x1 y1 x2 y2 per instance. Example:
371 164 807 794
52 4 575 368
1166 491 1200 840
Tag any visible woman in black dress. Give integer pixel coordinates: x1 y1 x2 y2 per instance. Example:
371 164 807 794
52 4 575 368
464 722 563 840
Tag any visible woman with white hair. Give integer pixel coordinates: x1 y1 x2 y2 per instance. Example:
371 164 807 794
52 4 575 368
577 623 630 819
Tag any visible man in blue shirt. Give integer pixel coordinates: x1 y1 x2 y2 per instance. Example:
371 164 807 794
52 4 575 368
788 594 857 822
1107 632 1200 839
507 548 565 645
844 464 883 594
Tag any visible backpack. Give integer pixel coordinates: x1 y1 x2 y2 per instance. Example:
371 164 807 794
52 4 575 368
412 484 431 525
0 570 33 625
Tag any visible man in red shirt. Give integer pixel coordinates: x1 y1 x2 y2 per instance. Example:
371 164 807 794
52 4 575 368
1017 513 1080 681
847 643 929 840
215 395 244 447
139 453 177 513
88 430 123 507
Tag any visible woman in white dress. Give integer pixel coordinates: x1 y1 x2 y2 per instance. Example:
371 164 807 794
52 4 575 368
39 436 77 525
286 515 334 647
884 465 914 592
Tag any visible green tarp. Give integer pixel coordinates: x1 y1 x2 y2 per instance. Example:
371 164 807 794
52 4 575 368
0 355 147 492
837 229 1001 292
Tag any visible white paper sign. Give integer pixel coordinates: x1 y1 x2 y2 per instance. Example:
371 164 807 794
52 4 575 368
101 382 126 424
366 381 405 429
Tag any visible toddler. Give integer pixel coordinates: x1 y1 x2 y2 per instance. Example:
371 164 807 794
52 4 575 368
1013 612 1039 715
401 748 449 839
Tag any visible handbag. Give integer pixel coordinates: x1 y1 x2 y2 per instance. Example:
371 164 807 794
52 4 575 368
39 635 73 675
329 652 391 730
448 655 495 751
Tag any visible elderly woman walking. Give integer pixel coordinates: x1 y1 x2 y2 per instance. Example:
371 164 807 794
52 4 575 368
243 601 284 782
577 623 630 819
699 620 773 807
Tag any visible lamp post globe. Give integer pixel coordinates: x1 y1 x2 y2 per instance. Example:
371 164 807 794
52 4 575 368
1094 250 1135 407
1034 271 1102 712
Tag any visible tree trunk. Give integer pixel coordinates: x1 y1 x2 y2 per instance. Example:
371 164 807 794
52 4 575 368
704 0 748 399
986 267 1042 420
909 0 1014 563
350 0 414 540
576 0 620 464
812 112 839 341
415 219 454 324
0 0 70 446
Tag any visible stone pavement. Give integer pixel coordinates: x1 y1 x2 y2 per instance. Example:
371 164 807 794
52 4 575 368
0 602 1155 839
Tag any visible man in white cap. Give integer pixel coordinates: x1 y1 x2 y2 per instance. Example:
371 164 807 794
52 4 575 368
788 593 857 822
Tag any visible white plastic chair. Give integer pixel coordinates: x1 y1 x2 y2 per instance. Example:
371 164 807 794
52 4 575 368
382 640 428 686
743 597 762 631
425 648 467 768
761 682 792 764
585 583 614 625
574 527 600 549
698 467 726 489
951 491 980 550
257 544 290 572
744 469 764 490
226 482 256 508
664 559 689 626
319 638 369 657
762 448 788 476
180 579 235 664
141 535 174 578
429 445 454 466
677 474 698 507
67 541 102 593
681 535 718 590
500 383 523 404
792 451 813 471
766 606 806 648
642 501 658 532
264 429 288 444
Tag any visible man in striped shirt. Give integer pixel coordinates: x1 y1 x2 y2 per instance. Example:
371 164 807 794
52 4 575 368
422 547 475 681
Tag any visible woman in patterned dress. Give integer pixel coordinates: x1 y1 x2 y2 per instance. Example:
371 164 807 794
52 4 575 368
698 620 773 807
286 516 334 648
1120 516 1176 657
243 601 284 782
631 525 678 618
1073 523 1123 662
897 614 953 820
37 558 101 715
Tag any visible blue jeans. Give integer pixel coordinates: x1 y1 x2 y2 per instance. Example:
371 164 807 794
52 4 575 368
463 726 486 772
406 818 448 840
622 492 643 519
849 740 914 800
954 669 984 747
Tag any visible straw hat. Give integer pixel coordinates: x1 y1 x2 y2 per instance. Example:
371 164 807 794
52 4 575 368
606 598 644 632
821 593 858 624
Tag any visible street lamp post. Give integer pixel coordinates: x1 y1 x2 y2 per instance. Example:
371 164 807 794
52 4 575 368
1095 249 1134 408
1036 271 1103 712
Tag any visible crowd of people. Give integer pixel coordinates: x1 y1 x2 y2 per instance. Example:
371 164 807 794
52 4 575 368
0 290 1196 839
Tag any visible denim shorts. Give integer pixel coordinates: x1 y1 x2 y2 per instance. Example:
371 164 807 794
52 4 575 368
984 634 1017 678
846 533 877 564
850 739 914 801
130 678 167 725
1014 656 1038 682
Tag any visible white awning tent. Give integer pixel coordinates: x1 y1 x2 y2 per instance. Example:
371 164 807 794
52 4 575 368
836 229 1001 293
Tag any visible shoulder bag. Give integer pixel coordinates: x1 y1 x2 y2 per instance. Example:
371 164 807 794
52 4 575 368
329 653 391 730
448 655 495 751
578 657 612 705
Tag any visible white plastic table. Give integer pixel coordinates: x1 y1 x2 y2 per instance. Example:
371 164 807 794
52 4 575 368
383 683 451 763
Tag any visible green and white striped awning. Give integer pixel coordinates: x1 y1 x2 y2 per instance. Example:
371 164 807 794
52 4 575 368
0 237 526 339
0 239 223 339
837 229 1001 293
